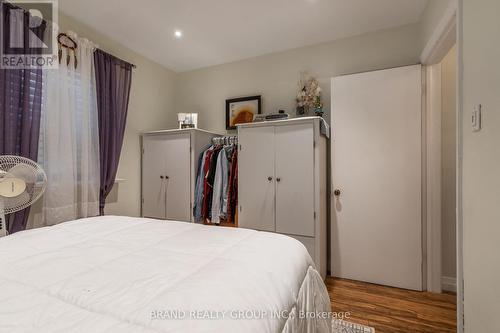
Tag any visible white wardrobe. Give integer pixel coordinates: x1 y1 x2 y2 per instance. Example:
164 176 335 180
141 129 218 222
237 117 328 279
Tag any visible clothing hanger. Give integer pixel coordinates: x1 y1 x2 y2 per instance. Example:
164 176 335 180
212 136 238 147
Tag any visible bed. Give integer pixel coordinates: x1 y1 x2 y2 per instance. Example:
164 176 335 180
0 216 332 333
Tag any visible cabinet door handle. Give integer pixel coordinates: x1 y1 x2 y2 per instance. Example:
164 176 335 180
160 175 164 179
268 176 273 182
165 176 170 180
276 177 281 182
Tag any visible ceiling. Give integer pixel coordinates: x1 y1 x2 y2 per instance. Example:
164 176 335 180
59 0 429 72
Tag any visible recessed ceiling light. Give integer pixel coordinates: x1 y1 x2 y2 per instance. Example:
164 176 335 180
174 30 183 38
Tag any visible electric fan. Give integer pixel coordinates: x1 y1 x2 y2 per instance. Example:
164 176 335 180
0 156 47 237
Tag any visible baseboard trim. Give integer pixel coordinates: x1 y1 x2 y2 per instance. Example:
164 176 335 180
441 276 457 293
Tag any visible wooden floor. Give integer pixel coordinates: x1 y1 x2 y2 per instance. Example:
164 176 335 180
326 277 457 333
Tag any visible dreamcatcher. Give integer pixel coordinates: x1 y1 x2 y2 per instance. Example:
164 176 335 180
57 33 78 69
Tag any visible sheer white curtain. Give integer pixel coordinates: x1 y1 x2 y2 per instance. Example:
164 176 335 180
34 31 100 227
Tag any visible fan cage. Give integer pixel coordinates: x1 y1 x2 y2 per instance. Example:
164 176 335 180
0 155 47 214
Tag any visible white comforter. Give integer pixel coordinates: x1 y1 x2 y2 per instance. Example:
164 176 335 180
0 216 331 333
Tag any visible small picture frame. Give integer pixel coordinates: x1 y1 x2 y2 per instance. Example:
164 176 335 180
226 95 261 130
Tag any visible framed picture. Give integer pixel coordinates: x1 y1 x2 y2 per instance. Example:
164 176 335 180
226 95 261 130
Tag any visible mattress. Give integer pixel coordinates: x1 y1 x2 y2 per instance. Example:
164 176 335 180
0 216 332 333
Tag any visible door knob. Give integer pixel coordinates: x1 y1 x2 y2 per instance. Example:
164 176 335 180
267 176 273 182
334 189 341 196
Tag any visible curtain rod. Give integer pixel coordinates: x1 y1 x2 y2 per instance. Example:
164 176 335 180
95 48 137 69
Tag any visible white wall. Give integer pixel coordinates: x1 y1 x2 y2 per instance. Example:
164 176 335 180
440 45 457 282
174 24 422 133
461 0 500 331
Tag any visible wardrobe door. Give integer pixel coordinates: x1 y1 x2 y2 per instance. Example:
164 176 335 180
164 133 191 221
238 126 276 232
275 123 315 237
142 136 168 219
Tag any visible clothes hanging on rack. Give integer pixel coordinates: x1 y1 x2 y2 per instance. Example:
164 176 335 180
227 148 238 223
193 147 210 221
211 148 228 224
193 137 238 224
200 148 215 219
205 146 221 219
220 144 235 217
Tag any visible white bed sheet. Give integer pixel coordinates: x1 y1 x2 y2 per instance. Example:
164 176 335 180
0 216 331 333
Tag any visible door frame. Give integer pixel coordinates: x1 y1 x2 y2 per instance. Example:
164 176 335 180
423 63 443 293
420 0 461 331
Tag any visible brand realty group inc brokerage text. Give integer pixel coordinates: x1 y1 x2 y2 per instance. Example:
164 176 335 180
151 309 351 321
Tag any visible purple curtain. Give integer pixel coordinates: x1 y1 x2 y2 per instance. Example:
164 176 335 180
94 49 133 215
0 2 46 233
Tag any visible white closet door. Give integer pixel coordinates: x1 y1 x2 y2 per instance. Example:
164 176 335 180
142 136 167 219
331 65 422 290
164 133 191 221
275 123 315 237
238 126 276 232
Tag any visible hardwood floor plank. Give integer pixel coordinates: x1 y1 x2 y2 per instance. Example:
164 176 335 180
327 277 457 333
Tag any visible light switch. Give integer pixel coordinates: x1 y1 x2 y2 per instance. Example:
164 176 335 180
472 104 482 132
